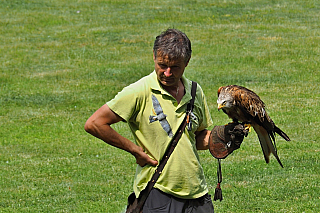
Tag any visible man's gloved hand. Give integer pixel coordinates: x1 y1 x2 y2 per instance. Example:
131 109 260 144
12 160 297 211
209 122 249 159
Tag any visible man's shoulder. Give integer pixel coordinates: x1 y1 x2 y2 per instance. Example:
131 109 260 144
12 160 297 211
124 72 155 93
182 76 205 97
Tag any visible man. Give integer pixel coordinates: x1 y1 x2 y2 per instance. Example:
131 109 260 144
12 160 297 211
85 29 214 212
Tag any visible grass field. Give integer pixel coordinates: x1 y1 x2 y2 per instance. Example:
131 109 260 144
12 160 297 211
1 0 319 212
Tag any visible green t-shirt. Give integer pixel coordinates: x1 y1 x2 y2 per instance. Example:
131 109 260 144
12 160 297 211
107 71 213 199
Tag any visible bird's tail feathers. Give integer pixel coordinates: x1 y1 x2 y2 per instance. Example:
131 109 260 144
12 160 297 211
274 125 290 141
253 125 284 168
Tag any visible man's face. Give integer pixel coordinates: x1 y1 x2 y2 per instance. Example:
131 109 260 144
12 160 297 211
154 53 189 87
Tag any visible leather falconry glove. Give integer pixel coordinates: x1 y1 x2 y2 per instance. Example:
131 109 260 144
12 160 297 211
209 122 249 159
209 122 249 201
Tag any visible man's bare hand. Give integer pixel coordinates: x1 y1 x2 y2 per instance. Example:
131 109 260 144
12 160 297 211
134 146 158 167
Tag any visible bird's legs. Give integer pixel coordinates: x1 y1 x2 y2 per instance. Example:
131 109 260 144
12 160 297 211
241 122 252 133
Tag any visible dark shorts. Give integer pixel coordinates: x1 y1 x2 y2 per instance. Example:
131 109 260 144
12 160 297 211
143 188 214 213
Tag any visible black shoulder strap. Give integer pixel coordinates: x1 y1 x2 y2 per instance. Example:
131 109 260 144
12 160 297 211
187 81 197 131
136 81 197 210
188 81 197 112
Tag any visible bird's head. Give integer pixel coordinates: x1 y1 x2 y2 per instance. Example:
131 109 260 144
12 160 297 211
217 87 234 111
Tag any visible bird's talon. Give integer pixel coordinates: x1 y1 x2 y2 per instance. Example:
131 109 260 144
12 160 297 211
244 124 252 132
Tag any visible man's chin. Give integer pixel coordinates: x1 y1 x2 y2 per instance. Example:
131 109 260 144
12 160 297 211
159 79 176 87
161 81 175 87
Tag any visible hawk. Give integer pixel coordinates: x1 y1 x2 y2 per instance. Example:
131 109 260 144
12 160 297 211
217 85 290 167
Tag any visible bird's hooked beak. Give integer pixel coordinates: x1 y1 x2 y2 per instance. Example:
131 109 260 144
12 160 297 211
217 103 225 111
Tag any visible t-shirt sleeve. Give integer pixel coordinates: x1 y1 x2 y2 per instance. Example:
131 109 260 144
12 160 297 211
106 84 141 122
196 85 213 131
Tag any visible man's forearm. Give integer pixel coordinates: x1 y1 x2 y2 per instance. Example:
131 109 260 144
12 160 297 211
195 129 211 150
85 119 140 155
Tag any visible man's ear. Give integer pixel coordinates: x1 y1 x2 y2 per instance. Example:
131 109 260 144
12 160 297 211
185 57 191 67
153 51 156 61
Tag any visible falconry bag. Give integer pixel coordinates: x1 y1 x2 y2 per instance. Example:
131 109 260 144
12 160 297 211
126 81 198 213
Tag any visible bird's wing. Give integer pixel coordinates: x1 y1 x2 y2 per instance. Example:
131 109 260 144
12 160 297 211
232 85 290 140
232 85 271 125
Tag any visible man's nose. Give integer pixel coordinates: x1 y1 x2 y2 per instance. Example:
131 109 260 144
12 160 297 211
163 67 172 77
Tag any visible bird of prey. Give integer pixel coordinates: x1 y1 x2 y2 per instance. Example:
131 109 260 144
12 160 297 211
217 85 290 167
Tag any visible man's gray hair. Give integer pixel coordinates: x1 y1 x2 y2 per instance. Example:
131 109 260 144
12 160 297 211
153 29 192 64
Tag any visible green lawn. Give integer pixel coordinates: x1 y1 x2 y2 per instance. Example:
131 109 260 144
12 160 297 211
1 0 319 212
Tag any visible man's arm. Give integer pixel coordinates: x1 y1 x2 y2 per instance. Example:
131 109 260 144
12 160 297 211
84 104 158 167
195 129 211 150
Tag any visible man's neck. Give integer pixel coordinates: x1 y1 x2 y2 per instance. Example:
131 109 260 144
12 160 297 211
162 79 185 104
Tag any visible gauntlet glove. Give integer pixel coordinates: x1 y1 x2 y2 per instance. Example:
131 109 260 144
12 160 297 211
209 122 249 159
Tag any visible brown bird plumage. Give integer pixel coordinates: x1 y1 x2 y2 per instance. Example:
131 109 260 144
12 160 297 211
217 85 290 167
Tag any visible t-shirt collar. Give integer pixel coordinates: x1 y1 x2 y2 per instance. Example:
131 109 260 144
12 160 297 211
149 70 193 105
